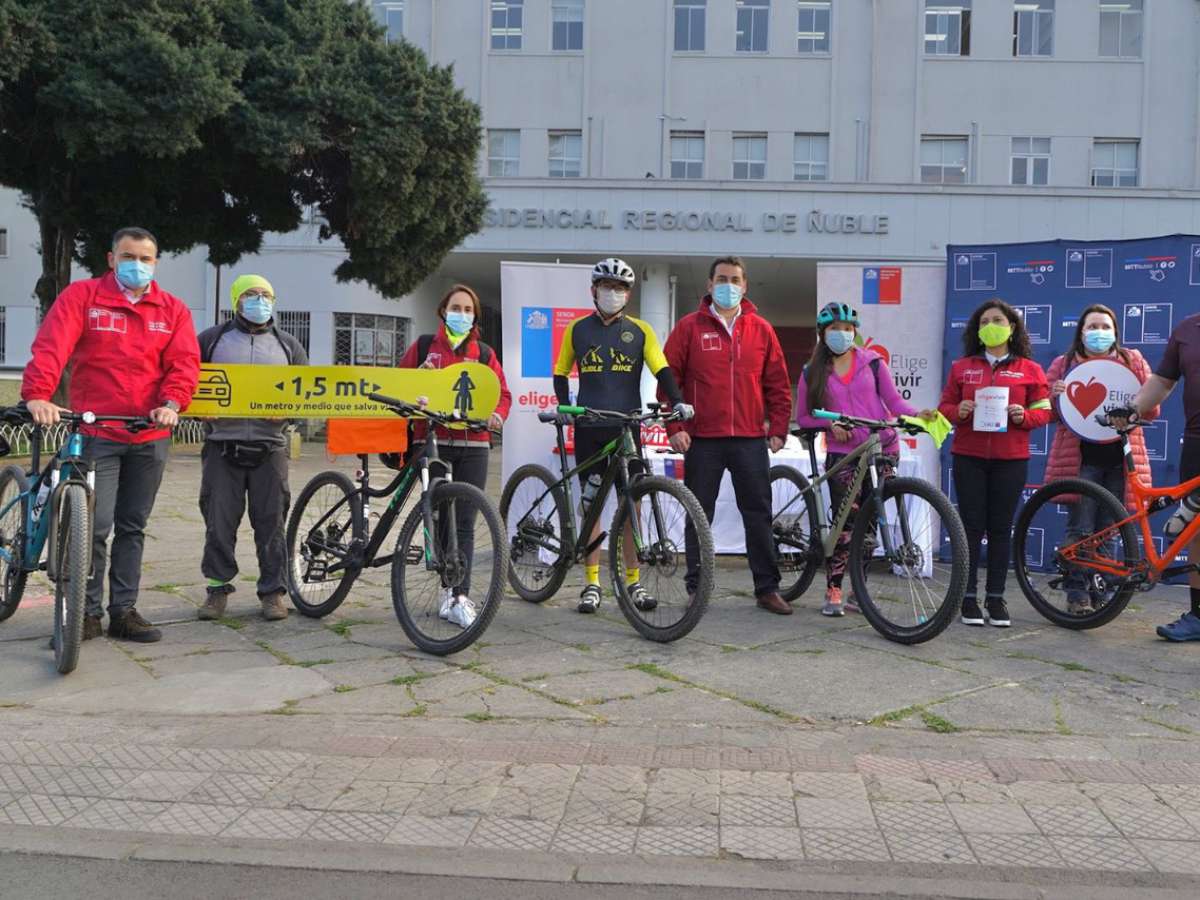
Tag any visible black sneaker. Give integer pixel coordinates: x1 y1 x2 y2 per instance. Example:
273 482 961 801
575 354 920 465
108 608 163 643
628 582 657 612
961 595 984 626
985 595 1011 628
577 584 601 614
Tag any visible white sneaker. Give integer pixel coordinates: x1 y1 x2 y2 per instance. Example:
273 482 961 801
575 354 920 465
445 595 477 629
438 587 455 620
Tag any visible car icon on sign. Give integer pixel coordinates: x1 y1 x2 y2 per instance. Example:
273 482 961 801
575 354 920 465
195 368 232 408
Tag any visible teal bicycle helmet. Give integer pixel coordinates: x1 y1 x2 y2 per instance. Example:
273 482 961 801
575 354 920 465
817 302 859 327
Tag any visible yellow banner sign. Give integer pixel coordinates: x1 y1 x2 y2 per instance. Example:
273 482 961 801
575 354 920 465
188 363 502 419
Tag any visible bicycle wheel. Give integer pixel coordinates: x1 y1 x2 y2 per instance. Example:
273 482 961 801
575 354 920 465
849 476 968 644
392 481 507 655
53 484 89 675
0 465 29 622
1013 478 1138 630
770 465 821 602
499 463 571 603
610 475 712 643
285 471 364 618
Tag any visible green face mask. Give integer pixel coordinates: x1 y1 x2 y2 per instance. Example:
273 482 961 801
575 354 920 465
978 322 1013 348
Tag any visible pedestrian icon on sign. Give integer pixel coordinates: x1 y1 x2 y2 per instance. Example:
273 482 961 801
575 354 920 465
453 369 476 417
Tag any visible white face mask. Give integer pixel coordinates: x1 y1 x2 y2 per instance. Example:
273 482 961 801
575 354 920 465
595 287 628 316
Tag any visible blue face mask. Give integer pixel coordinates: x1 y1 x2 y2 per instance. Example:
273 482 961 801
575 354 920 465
1083 330 1116 353
712 283 743 309
115 260 154 290
824 329 856 355
239 296 274 325
445 312 474 335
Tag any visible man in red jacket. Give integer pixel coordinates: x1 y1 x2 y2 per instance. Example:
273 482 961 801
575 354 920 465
23 227 200 644
664 257 793 614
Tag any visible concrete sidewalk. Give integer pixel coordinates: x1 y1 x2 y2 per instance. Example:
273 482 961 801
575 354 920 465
1 446 1199 894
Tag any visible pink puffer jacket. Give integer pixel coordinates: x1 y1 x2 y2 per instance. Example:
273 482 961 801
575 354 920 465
1044 349 1158 509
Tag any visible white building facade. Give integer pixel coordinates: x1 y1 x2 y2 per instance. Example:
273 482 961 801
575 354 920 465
3 0 1200 369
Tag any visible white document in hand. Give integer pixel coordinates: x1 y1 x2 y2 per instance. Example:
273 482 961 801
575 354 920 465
973 386 1009 433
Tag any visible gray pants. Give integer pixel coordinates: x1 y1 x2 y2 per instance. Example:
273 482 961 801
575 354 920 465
199 442 290 597
85 437 170 617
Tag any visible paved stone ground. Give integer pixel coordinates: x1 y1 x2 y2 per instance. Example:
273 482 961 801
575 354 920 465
2 445 1200 892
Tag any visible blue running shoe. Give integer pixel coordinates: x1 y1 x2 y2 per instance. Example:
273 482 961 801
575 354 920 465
1156 612 1200 642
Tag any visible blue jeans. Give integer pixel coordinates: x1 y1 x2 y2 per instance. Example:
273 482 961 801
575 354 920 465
1064 462 1125 603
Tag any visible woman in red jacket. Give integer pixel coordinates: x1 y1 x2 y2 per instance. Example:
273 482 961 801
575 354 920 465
939 299 1051 628
399 284 512 628
1045 304 1158 615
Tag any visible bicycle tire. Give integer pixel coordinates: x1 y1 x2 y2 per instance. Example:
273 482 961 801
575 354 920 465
609 475 712 643
770 465 822 602
285 470 364 618
849 476 967 645
391 481 508 655
499 463 571 603
0 464 29 622
1013 478 1138 630
53 484 89 675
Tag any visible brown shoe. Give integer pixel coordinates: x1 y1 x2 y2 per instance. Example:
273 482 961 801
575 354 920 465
260 592 289 621
108 609 162 643
756 592 793 615
48 615 104 649
198 590 229 621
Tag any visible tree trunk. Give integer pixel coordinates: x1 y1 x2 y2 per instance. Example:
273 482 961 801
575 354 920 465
34 215 76 406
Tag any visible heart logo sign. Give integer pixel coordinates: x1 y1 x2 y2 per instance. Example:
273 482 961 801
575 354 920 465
1066 377 1108 419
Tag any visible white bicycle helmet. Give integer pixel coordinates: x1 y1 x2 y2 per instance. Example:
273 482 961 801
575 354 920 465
591 257 635 286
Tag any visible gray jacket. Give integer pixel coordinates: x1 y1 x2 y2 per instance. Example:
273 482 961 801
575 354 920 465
197 318 309 446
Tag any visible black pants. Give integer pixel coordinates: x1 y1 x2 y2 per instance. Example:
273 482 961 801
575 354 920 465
952 454 1028 599
84 437 170 617
429 444 489 596
200 442 291 598
684 437 779 596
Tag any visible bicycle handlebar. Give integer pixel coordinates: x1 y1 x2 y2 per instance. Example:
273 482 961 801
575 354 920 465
1094 404 1139 433
364 392 492 432
0 406 155 432
812 409 926 436
551 403 688 425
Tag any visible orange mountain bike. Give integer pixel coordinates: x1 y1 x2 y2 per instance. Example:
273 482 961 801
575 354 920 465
1013 405 1193 630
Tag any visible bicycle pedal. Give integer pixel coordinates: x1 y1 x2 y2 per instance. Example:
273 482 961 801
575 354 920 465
584 532 608 556
405 544 424 564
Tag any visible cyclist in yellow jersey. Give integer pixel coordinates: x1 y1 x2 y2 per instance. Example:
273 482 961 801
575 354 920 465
553 258 693 613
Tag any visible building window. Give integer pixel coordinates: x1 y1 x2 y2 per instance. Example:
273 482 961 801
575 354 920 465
1013 1 1053 57
796 1 831 54
377 2 404 43
674 0 706 52
925 1 970 56
551 0 584 51
0 228 7 258
1011 136 1050 185
920 136 968 184
491 0 523 50
548 130 582 178
732 134 767 180
487 129 520 177
1091 139 1139 187
1099 0 1141 58
670 132 705 179
334 313 409 367
793 133 828 181
218 309 312 355
735 0 769 53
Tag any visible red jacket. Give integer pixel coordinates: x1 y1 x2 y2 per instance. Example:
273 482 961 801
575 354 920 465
398 327 512 445
938 354 1052 460
1045 349 1158 508
22 273 200 444
662 297 791 440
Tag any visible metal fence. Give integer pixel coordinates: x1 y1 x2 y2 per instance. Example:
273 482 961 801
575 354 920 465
0 417 206 457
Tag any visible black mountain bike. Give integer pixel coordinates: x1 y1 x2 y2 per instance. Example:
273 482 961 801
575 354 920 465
500 403 713 643
285 396 507 655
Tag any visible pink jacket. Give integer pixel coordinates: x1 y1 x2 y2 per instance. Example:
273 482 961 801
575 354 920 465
1044 349 1157 508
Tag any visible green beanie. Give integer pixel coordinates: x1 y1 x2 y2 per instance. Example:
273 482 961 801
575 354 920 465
230 274 274 309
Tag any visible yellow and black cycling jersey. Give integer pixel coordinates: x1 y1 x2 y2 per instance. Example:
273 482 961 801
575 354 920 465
554 313 669 418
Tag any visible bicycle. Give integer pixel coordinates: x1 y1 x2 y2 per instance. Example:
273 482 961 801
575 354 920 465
500 403 713 643
285 394 507 656
768 411 969 644
0 405 154 673
1013 405 1168 630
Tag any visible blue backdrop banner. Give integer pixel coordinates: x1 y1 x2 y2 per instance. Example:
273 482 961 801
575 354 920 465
942 235 1200 577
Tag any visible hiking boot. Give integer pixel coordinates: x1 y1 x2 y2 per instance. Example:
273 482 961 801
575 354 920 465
756 592 792 615
48 614 104 649
985 595 1011 628
577 584 602 614
1156 611 1200 642
628 582 657 612
961 595 984 626
821 586 844 617
259 592 289 621
107 609 162 643
198 590 228 621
